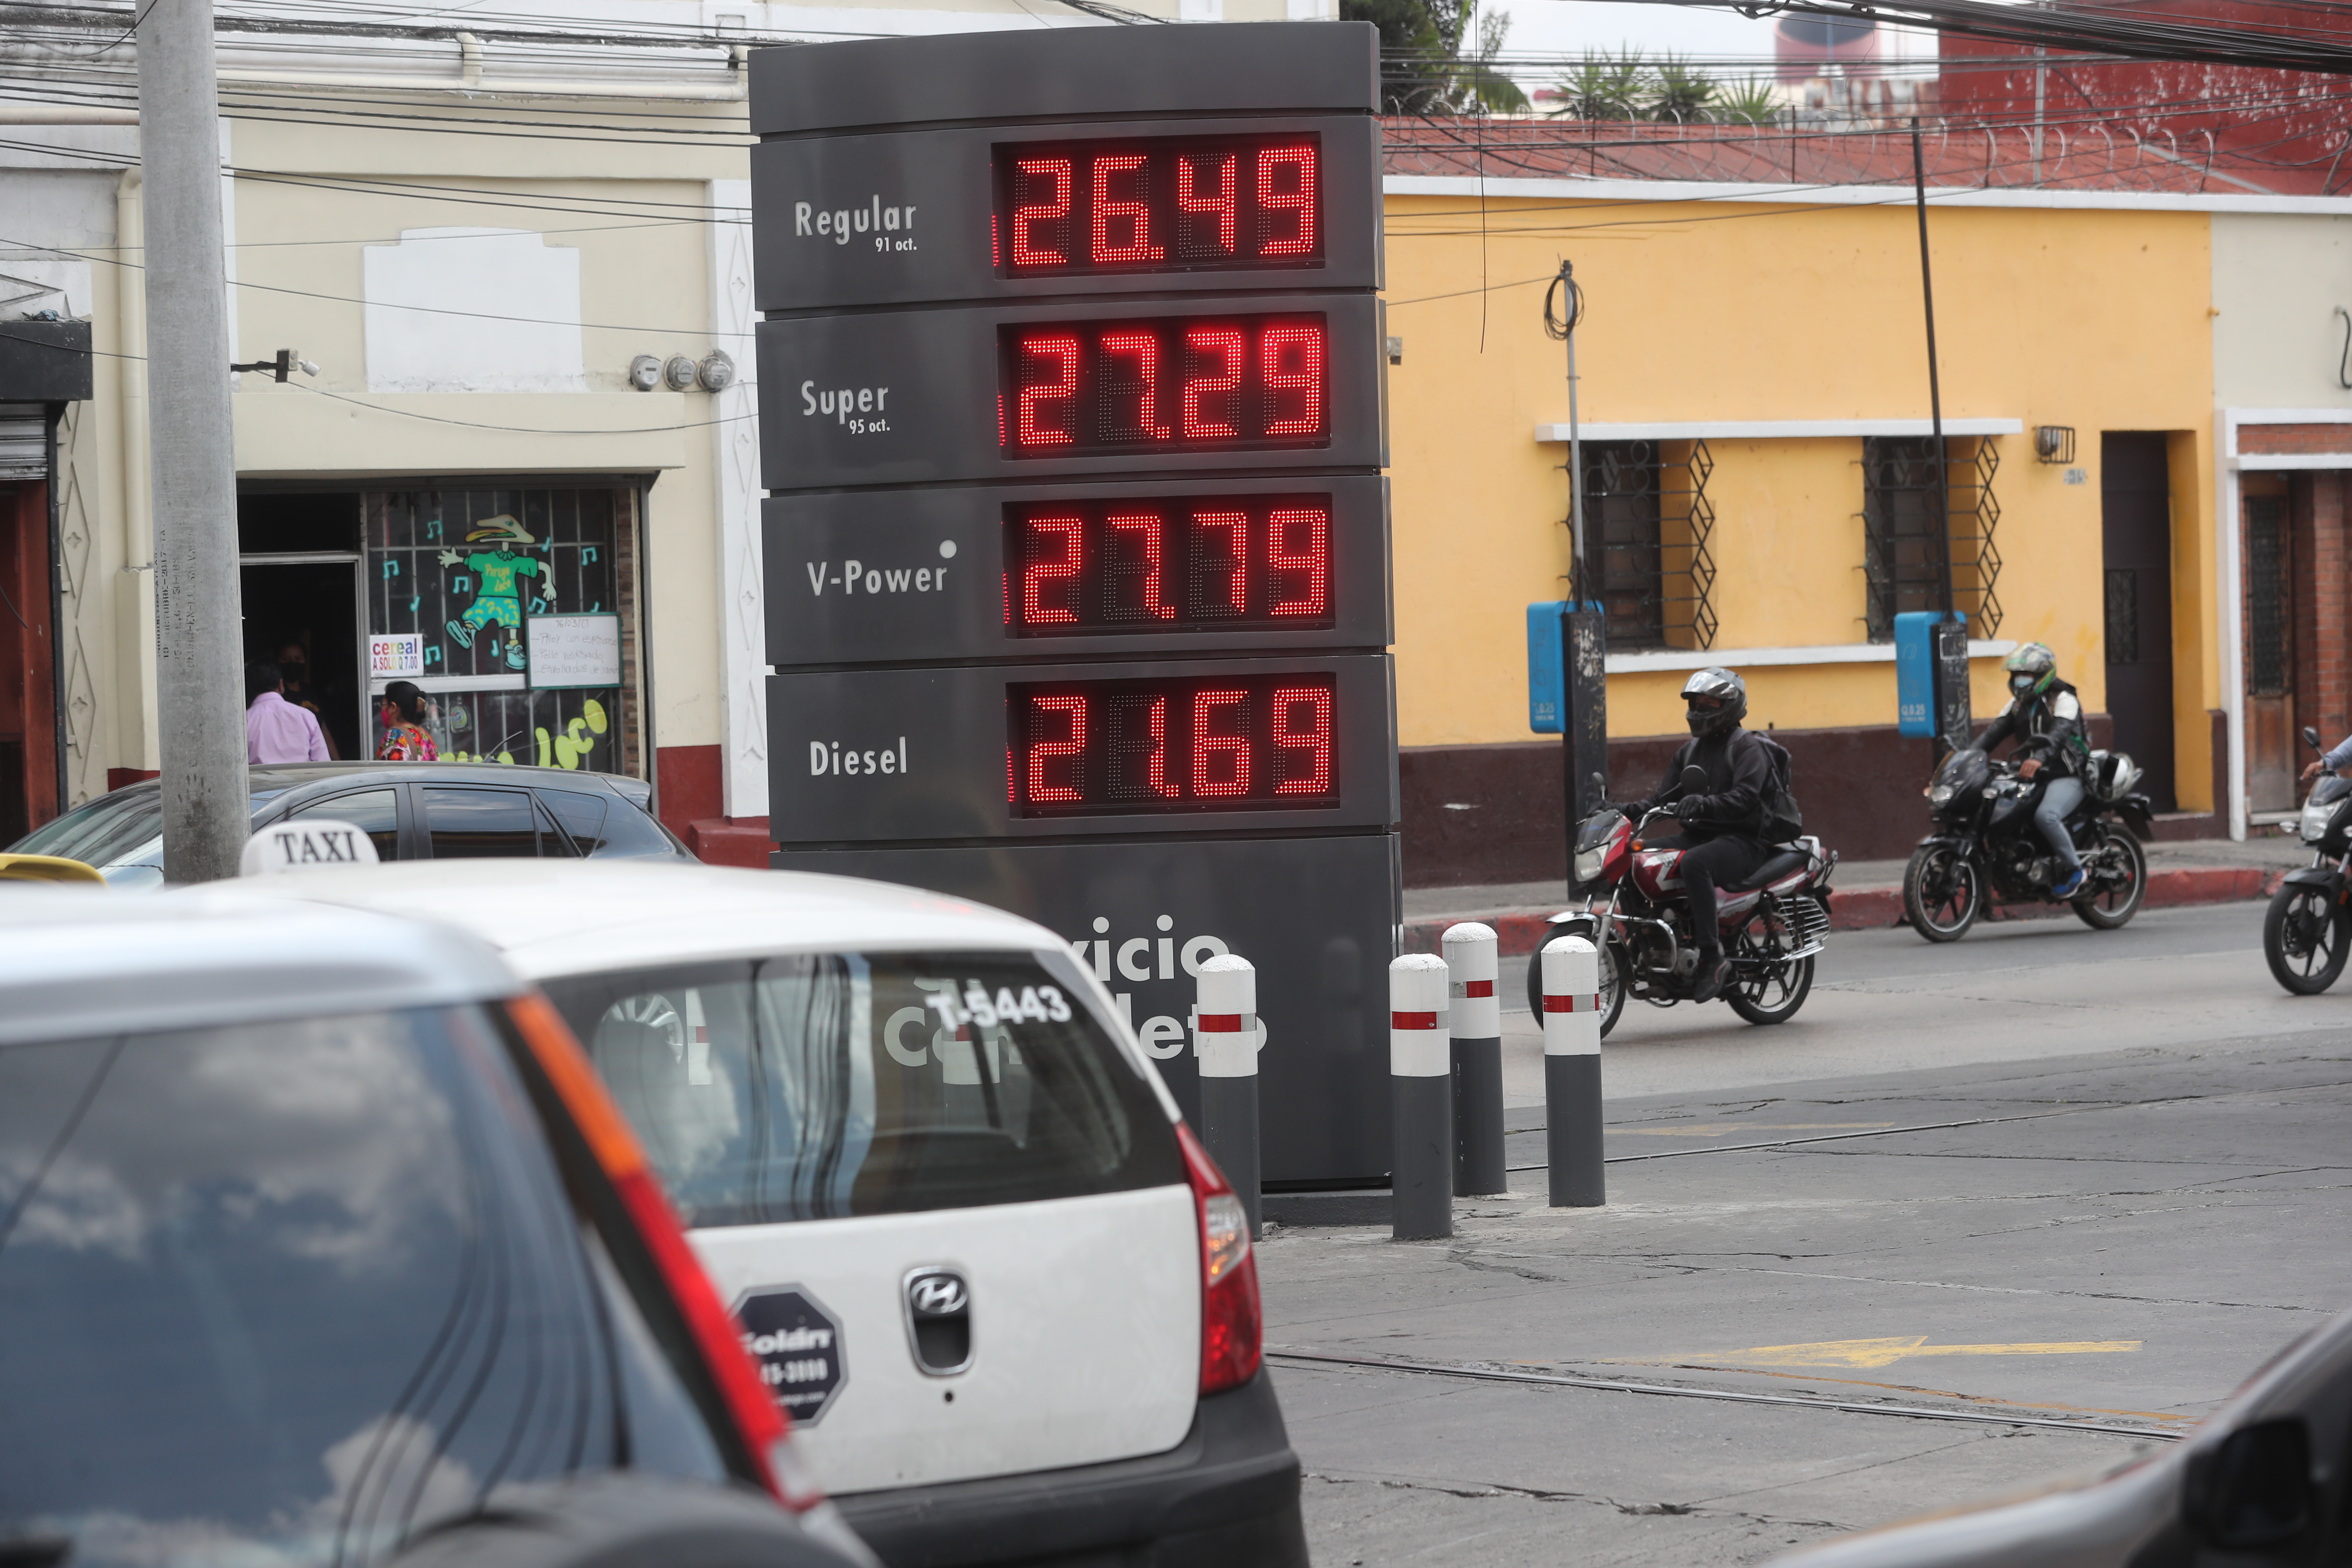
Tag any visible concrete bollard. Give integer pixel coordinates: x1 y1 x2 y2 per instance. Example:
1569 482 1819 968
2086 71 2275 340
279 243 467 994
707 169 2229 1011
1443 922 1507 1197
1540 935 1605 1208
1194 954 1261 1239
1389 952 1454 1239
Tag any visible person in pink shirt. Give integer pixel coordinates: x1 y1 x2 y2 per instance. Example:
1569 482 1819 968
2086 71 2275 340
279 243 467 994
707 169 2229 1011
246 662 329 765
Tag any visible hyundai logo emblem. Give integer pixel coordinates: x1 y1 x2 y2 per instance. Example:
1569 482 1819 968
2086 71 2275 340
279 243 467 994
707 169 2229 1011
907 1271 968 1318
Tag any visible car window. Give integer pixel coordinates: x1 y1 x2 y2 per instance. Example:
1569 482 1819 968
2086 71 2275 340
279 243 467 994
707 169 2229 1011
539 789 609 854
0 1005 725 1568
9 791 159 867
286 788 401 861
543 948 1181 1227
421 786 568 859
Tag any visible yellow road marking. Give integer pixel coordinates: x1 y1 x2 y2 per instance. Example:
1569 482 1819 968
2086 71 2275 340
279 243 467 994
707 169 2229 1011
1608 1122 1896 1137
1612 1337 2143 1369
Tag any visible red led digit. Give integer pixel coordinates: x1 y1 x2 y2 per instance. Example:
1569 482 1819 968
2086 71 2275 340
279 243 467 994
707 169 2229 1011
1015 333 1079 447
1105 512 1175 621
1182 328 1243 440
1091 153 1163 263
1256 145 1318 257
1027 694 1086 801
1267 507 1328 617
1176 153 1237 255
1107 694 1173 801
1011 159 1072 268
1260 324 1325 437
1191 690 1250 798
1099 331 1170 442
1272 686 1334 794
1022 515 1082 625
1191 511 1247 618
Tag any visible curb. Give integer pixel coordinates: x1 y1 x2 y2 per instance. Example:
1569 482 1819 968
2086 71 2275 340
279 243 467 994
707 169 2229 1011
1401 865 2288 956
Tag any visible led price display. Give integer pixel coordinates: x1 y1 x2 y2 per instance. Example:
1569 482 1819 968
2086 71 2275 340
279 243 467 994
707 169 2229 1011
995 134 1321 276
1010 673 1339 816
1004 496 1332 635
1001 314 1325 456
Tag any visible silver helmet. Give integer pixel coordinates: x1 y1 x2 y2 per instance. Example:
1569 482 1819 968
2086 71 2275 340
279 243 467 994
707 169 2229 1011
1681 667 1747 738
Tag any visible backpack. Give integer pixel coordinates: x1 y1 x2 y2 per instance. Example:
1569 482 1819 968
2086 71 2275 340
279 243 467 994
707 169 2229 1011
1753 732 1804 844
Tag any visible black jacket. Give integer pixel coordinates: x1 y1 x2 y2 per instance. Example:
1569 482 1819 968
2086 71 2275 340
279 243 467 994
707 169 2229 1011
1632 728 1772 845
1976 680 2091 778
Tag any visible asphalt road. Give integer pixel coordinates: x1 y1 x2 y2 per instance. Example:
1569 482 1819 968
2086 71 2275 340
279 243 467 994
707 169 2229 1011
1264 898 2352 1566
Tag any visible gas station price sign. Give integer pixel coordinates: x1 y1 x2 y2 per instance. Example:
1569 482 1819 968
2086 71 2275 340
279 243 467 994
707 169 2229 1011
751 21 1400 1188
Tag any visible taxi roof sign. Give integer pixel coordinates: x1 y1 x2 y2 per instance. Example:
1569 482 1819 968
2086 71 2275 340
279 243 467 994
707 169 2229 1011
240 819 381 877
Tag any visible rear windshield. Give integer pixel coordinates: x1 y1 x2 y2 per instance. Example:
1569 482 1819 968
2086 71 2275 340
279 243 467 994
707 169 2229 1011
543 949 1181 1227
0 1006 725 1568
12 787 288 869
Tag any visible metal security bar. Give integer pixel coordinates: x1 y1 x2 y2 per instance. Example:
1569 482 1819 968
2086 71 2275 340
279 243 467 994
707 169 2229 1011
2245 494 2288 697
1571 439 1716 651
1860 435 2003 641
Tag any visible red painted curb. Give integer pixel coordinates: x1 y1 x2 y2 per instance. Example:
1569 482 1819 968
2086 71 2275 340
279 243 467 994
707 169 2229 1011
1401 865 2288 956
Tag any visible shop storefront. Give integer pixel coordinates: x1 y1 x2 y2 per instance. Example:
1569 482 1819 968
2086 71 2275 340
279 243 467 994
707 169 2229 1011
237 482 646 777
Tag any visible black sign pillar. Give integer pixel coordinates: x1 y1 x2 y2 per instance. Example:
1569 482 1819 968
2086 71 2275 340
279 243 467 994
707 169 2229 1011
1933 615 1973 757
750 23 1398 1187
1562 607 1608 892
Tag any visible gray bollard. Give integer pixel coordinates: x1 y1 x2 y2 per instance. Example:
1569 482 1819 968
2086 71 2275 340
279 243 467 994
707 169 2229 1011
1194 954 1261 1240
1443 922 1507 1197
1389 953 1454 1239
1540 935 1605 1208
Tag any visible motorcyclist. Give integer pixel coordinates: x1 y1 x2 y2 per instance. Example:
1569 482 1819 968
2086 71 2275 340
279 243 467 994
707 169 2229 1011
1974 642 2093 899
2301 734 2352 783
1627 667 1773 1004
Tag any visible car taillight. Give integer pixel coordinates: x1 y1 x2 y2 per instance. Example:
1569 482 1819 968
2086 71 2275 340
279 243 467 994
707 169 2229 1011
502 993 801 1505
1176 1121 1262 1396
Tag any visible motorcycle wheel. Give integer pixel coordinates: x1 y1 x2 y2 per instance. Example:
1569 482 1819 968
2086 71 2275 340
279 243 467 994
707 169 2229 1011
1520 931 1629 1038
1903 843 1980 943
1723 906 1815 1025
2263 883 2350 995
2070 829 2147 930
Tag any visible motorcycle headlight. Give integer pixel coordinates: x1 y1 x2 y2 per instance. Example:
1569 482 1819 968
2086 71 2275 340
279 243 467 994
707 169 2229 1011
1928 784 1954 807
2301 805 2331 843
1574 844 1607 883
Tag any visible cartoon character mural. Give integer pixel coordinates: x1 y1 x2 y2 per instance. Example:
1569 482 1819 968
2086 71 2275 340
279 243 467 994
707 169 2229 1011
439 514 550 672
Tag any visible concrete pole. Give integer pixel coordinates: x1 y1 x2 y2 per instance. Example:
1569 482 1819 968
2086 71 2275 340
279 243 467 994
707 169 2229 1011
138 0 249 882
1540 934 1605 1207
1388 953 1453 1240
1194 954 1261 1240
1442 922 1507 1196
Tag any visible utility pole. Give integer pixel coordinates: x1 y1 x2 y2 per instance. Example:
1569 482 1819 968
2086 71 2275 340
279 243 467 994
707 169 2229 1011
137 0 249 882
1910 117 1956 622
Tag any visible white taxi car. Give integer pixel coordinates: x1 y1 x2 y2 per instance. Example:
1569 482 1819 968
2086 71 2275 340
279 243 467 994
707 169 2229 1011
228 861 1307 1568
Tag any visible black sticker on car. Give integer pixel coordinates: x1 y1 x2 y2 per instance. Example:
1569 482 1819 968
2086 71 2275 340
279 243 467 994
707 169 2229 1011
734 1283 847 1425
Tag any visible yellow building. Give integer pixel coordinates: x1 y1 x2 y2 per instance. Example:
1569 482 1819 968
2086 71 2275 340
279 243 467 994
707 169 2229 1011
1378 121 2231 883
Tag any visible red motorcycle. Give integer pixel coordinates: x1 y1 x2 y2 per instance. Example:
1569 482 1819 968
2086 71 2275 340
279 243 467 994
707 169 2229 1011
1524 767 1839 1037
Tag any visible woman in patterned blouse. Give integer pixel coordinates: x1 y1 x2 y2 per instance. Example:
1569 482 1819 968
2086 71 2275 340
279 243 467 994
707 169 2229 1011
377 681 439 762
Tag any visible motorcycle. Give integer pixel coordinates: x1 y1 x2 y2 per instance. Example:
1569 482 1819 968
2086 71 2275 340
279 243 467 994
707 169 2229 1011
1902 746 2153 942
1523 765 1839 1037
2263 725 2352 995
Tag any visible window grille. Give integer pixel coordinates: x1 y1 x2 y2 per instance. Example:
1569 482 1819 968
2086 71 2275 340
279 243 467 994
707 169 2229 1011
1570 439 1716 651
2104 569 2138 665
2245 494 2289 697
1860 435 2003 641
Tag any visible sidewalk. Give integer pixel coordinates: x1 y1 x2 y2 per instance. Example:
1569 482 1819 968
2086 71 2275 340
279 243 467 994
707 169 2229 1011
1401 829 2312 956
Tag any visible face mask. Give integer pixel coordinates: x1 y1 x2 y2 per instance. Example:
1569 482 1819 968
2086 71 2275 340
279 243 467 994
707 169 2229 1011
2011 674 2039 696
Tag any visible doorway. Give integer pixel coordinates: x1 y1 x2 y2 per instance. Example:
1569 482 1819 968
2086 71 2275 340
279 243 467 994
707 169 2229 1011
2242 480 2296 813
2101 434 2177 812
239 558 363 762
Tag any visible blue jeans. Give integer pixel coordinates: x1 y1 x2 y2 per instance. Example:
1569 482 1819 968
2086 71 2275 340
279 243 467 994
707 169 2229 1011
2033 775 2086 876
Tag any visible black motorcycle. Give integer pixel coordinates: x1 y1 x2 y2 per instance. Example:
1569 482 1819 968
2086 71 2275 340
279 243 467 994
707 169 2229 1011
1902 747 2154 942
2264 725 2352 995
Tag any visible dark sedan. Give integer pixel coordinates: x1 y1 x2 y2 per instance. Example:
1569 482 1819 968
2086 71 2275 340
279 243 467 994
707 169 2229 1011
6 763 693 886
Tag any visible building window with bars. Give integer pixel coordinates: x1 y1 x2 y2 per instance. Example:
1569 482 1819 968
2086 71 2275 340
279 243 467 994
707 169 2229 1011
1571 439 1717 652
1860 435 2003 642
2245 494 2289 697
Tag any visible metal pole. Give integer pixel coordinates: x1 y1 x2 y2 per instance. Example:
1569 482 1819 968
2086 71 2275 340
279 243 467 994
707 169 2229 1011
1388 953 1453 1240
138 0 249 882
1442 922 1506 1197
1565 270 1586 602
2032 45 2048 187
1911 118 1955 621
1194 954 1261 1240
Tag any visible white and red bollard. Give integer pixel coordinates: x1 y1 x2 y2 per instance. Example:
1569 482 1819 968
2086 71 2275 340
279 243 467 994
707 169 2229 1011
1194 954 1260 1239
1389 952 1454 1239
1540 934 1605 1208
1443 922 1507 1197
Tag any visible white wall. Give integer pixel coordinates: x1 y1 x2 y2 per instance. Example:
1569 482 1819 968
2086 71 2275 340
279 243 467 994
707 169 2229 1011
2213 211 2352 411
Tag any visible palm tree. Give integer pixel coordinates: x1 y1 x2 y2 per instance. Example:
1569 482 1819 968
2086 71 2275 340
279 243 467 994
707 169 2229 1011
1647 55 1717 123
1714 77 1783 126
1550 48 1650 121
